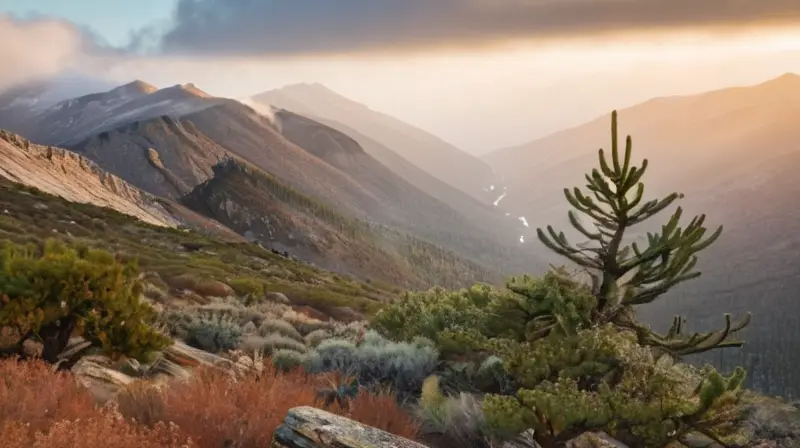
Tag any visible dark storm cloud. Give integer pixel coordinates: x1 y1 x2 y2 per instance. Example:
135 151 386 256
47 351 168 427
157 0 800 56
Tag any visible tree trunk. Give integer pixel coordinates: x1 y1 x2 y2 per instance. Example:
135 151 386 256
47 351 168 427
40 318 77 363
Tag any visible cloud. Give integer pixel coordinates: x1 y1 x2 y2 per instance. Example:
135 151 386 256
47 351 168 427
157 0 800 56
0 16 91 89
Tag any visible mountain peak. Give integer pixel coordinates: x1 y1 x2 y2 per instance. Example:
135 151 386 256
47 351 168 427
757 72 800 90
111 80 158 96
173 83 212 98
278 82 340 96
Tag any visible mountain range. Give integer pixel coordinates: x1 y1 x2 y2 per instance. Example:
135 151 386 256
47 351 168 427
249 83 498 203
1 72 800 397
0 77 543 288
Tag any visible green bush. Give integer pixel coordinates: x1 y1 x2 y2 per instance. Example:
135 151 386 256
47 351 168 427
482 325 748 446
242 321 257 334
258 318 303 341
261 333 308 354
0 239 170 363
290 318 333 336
373 284 492 346
185 314 242 353
227 277 268 301
304 329 330 347
272 349 308 372
305 330 438 398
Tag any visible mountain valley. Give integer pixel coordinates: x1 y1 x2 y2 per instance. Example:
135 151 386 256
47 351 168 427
2 71 800 401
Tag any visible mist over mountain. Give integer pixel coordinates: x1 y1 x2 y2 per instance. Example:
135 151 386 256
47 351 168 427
249 83 498 203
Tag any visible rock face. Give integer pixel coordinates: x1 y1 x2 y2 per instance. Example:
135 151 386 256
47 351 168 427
0 130 178 227
273 406 427 448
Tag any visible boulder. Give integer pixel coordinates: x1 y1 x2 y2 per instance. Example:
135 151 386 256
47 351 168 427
566 432 629 448
266 291 291 304
72 356 137 403
273 406 427 448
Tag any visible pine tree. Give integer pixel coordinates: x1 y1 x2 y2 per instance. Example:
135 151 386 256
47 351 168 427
537 111 750 356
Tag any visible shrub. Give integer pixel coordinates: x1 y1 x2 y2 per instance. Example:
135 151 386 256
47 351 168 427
286 315 333 335
242 321 257 334
306 331 438 398
373 284 493 347
262 333 308 354
345 388 421 441
258 318 303 341
272 349 308 372
0 358 97 435
185 314 242 353
227 277 267 298
2 413 193 448
304 329 331 347
0 239 170 363
481 325 748 447
115 381 166 427
416 376 490 447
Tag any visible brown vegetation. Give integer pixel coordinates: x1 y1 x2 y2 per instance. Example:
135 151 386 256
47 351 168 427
0 358 420 447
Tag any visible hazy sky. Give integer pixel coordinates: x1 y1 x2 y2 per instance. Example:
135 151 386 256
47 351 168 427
2 1 800 153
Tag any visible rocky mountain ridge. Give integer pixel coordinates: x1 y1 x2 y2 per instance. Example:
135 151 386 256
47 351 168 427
0 130 177 227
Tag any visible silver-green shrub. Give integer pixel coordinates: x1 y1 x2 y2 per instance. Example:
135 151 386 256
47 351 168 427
272 349 309 372
305 330 438 397
185 313 242 353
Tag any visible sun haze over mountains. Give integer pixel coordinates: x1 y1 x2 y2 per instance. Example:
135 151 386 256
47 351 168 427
4 1 800 438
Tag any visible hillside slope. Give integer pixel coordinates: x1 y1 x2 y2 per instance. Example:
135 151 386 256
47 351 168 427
250 83 497 201
1 80 544 279
182 159 501 289
271 108 511 230
0 174 400 318
71 116 230 198
484 73 800 219
184 102 546 276
0 130 177 227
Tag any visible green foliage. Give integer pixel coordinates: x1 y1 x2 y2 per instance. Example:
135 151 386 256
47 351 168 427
482 325 748 447
304 329 331 347
0 239 170 363
536 110 750 356
272 349 308 372
0 176 398 325
305 330 438 398
373 284 493 346
226 277 269 301
375 262 748 446
185 313 242 353
259 333 308 355
258 318 303 341
486 269 597 342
